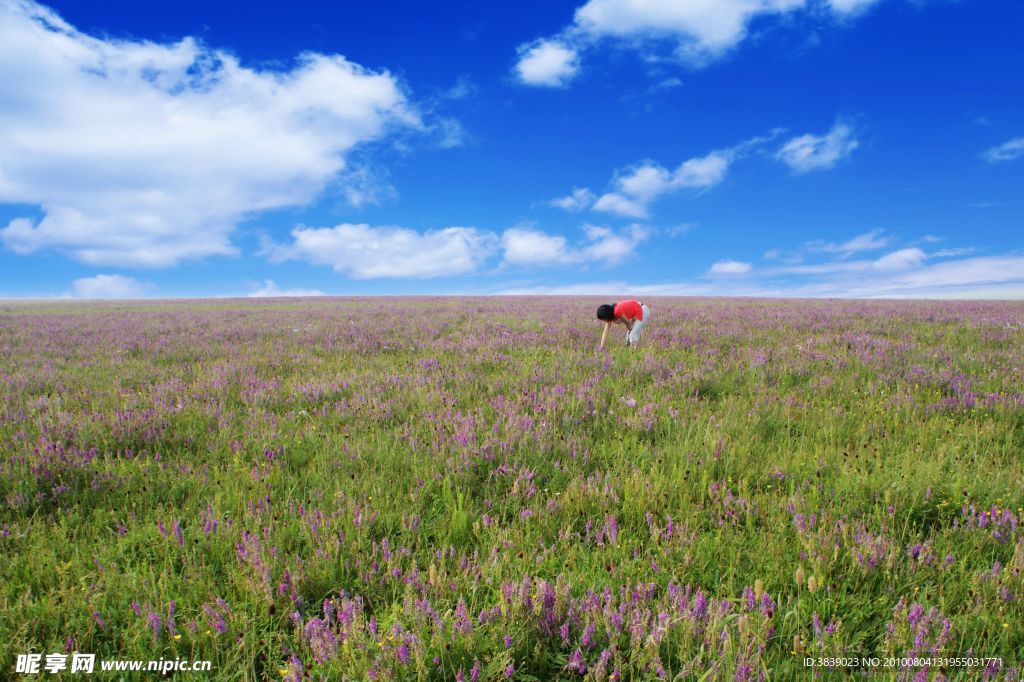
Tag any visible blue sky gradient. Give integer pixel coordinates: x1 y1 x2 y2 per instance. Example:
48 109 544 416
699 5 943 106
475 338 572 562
0 0 1021 298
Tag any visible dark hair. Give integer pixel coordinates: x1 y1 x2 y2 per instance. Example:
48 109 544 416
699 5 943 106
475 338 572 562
596 304 615 321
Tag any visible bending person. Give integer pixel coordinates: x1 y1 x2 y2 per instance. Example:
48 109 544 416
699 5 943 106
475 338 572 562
597 299 650 349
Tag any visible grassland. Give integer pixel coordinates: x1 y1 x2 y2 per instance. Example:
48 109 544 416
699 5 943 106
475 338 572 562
1 297 1022 680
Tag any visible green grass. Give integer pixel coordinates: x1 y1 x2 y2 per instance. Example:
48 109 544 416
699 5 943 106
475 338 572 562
0 297 1022 680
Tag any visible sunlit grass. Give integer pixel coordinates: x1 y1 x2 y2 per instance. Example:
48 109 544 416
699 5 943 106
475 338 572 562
1 297 1022 680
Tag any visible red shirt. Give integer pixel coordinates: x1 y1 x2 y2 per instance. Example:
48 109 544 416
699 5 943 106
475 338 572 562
613 300 643 321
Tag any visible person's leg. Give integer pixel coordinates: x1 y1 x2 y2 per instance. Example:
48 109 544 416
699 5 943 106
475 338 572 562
628 305 649 345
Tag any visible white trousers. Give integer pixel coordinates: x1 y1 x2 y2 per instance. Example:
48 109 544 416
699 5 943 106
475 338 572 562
627 304 650 344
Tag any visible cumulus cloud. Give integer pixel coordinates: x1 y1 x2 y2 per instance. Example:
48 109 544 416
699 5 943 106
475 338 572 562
563 131 784 220
982 137 1024 163
502 228 571 266
500 224 649 267
573 0 806 58
590 193 649 220
0 0 422 268
69 274 147 299
708 259 752 275
593 151 731 218
514 39 580 87
775 121 859 173
514 0 893 85
580 224 650 263
246 279 325 297
264 224 496 279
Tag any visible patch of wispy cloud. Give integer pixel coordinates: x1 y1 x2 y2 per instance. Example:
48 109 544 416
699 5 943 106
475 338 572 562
621 76 684 101
871 247 927 272
708 260 752 276
930 247 975 258
246 280 325 298
775 120 859 173
546 188 597 212
827 0 882 15
806 228 889 257
765 228 889 264
68 274 149 299
982 137 1024 163
665 223 697 237
497 250 1024 299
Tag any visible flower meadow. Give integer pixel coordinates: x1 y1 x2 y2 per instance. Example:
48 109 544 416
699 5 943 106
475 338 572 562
1 297 1023 681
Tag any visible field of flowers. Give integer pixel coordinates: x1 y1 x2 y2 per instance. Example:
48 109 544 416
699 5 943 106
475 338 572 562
1 297 1022 680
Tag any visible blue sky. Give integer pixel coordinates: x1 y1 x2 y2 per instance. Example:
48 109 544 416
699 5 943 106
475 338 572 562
0 0 1021 299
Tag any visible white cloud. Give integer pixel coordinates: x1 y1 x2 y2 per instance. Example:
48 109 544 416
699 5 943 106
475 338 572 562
266 221 651 278
809 228 889 257
558 130 781 220
572 0 807 63
514 39 580 87
502 228 570 266
580 224 650 264
0 0 422 268
247 279 325 297
547 187 597 212
982 137 1024 163
593 151 731 218
612 164 674 205
838 255 1024 298
514 0 895 86
591 192 650 219
264 224 496 279
495 280 631 296
764 229 889 264
931 247 975 258
708 259 752 275
871 247 926 272
497 253 1024 299
500 224 649 267
69 274 147 299
767 247 925 276
665 223 696 237
775 121 859 173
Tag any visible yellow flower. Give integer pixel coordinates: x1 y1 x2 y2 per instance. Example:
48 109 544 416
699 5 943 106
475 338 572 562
279 669 290 677
173 634 182 640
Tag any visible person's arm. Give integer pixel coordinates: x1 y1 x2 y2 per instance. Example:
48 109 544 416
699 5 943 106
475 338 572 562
623 318 634 332
600 321 610 349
